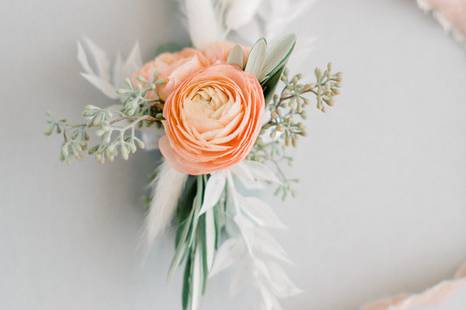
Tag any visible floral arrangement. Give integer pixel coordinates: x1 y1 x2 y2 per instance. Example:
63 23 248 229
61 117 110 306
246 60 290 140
44 1 342 309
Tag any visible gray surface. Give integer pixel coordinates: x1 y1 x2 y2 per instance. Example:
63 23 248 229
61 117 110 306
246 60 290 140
0 0 465 309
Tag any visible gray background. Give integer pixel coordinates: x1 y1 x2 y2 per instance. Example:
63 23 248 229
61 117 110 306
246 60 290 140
1 0 465 309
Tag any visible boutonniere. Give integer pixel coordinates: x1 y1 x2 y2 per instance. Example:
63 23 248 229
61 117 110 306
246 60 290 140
45 1 342 309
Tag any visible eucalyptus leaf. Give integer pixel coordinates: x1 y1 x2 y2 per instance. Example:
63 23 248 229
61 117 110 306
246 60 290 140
261 34 296 82
244 38 267 79
227 44 244 68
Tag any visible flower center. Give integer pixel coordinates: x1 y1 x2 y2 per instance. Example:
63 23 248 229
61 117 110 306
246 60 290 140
184 86 243 139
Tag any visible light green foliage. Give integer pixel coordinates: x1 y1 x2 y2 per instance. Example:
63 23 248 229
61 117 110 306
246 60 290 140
249 64 342 199
243 35 296 101
226 44 244 68
169 175 223 310
118 77 164 120
45 77 164 163
244 38 267 78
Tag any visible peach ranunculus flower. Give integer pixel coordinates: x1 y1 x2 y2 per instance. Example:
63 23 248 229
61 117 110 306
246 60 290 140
159 64 264 175
153 48 210 100
132 43 250 101
201 42 249 65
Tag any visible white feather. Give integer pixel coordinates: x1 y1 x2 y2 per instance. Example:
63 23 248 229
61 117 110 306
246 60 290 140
112 43 143 89
83 37 111 81
145 161 188 247
182 0 225 48
215 0 317 65
77 39 143 99
77 42 94 75
80 73 119 99
112 52 123 87
224 0 264 31
261 0 314 39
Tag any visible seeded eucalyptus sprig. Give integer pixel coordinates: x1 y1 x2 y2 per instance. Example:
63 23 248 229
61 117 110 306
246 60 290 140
249 64 342 199
45 77 164 163
118 77 165 123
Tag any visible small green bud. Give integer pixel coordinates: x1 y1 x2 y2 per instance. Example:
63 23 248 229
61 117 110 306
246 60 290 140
121 144 129 160
315 68 322 80
303 83 313 92
129 142 137 154
285 134 291 146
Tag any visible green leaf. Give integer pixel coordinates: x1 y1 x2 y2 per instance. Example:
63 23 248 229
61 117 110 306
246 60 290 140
213 202 224 249
44 123 54 136
170 209 194 277
190 246 203 310
187 176 204 248
181 245 203 310
197 213 208 293
262 65 286 104
203 208 216 288
227 44 244 68
175 177 198 247
260 34 296 83
182 249 193 310
169 176 204 278
244 38 267 79
172 175 221 310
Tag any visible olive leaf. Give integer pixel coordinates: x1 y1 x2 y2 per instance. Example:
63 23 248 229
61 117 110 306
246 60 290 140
227 44 244 68
244 38 267 78
262 65 286 103
260 34 296 83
